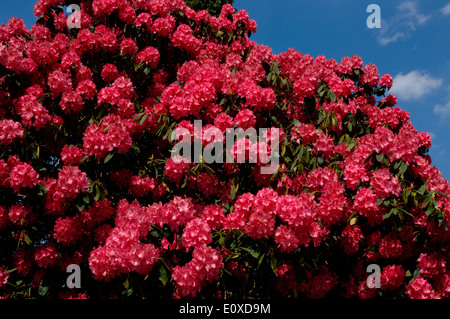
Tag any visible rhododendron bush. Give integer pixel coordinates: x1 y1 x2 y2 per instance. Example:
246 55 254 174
0 0 449 299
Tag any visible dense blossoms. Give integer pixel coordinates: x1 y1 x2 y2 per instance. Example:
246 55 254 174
0 0 448 300
0 119 23 145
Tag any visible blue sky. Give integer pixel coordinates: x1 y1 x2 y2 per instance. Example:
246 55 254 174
1 0 449 180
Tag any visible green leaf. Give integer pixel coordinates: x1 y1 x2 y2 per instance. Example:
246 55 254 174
130 144 140 154
398 207 415 218
82 195 90 204
230 183 238 201
425 204 434 216
4 268 17 274
328 91 337 102
126 288 134 297
436 211 445 227
270 255 278 275
240 247 259 259
383 210 393 220
331 114 338 127
38 286 49 296
317 111 324 124
33 145 40 160
417 185 427 195
36 183 47 196
76 202 85 212
94 185 101 201
350 115 356 127
134 62 143 72
271 63 280 75
123 278 129 289
219 233 226 247
159 266 168 287
309 157 318 170
298 146 305 159
304 147 310 163
180 176 188 189
134 112 144 123
347 121 353 132
24 233 32 245
140 112 149 126
104 152 114 164
376 154 384 163
399 162 408 174
364 151 376 164
317 83 326 94
257 253 265 269
391 207 398 215
347 142 355 152
423 196 433 207
281 144 286 157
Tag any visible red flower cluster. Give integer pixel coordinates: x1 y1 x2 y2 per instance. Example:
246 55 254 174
0 0 448 300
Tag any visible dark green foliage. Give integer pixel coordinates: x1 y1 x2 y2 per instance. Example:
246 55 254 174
185 0 234 16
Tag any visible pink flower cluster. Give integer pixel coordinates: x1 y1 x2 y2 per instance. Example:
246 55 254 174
83 114 133 159
0 156 39 192
34 243 59 268
89 200 160 281
298 265 338 299
136 46 160 68
0 119 23 145
0 268 9 287
56 166 90 199
171 24 204 56
43 166 91 216
54 199 114 245
16 91 51 130
60 145 84 165
172 245 223 298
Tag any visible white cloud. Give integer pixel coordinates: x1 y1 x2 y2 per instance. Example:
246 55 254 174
377 30 406 46
441 3 450 15
434 101 450 118
428 131 437 141
377 1 430 45
390 70 443 101
397 1 430 25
